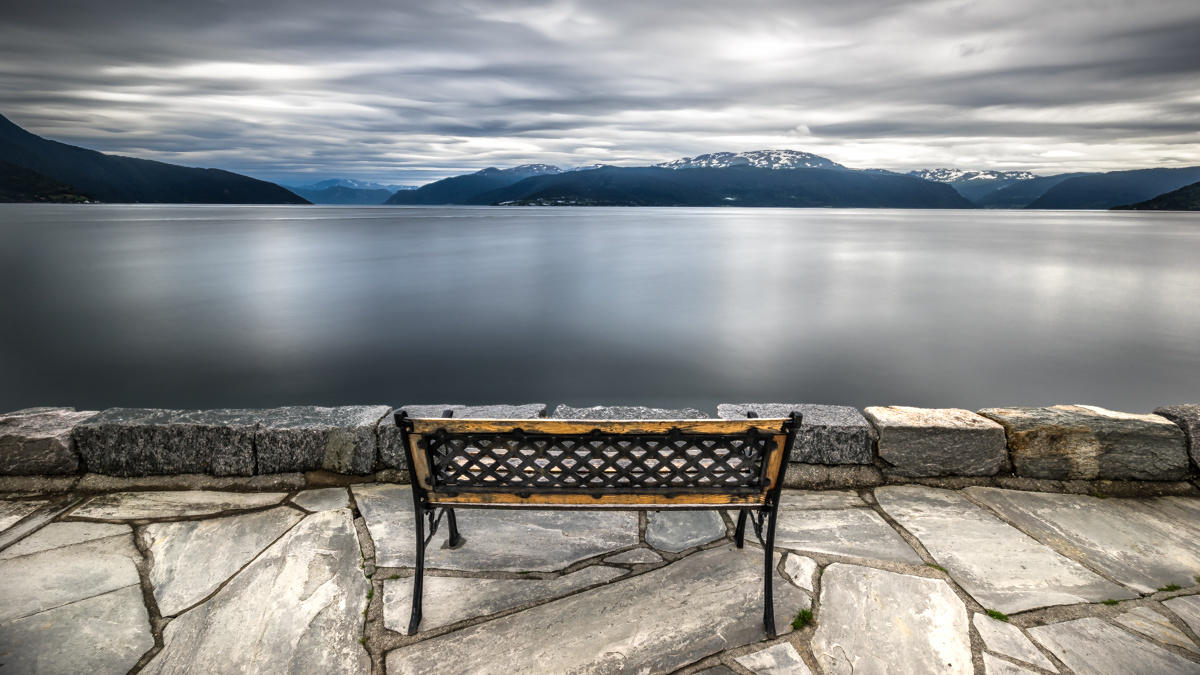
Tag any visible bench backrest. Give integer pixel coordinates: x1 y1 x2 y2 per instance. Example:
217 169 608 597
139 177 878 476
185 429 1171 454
396 415 799 507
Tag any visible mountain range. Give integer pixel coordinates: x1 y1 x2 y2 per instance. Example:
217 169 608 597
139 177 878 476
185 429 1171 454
0 114 307 204
287 178 416 205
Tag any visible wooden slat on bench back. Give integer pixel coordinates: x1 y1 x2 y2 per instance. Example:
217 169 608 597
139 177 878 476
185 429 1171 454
402 418 791 507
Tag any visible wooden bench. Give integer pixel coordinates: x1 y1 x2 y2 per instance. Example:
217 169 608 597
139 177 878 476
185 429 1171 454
395 412 800 635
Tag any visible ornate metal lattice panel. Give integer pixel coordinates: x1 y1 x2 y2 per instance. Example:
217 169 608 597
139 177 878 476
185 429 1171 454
419 428 775 493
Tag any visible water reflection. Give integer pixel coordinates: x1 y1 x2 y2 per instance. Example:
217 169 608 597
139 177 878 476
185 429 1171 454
0 205 1197 412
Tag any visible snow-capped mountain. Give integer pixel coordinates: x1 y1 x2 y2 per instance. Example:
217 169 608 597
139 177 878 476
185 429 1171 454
908 169 1035 183
476 164 561 178
296 177 415 191
656 150 845 171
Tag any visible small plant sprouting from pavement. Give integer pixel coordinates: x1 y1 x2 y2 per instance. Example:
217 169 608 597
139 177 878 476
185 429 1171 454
926 564 946 573
389 574 401 580
791 609 814 630
367 587 375 601
986 609 1009 622
1158 584 1182 592
1102 599 1119 606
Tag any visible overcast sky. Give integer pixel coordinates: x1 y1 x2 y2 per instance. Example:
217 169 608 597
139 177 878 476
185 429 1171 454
2 0 1198 185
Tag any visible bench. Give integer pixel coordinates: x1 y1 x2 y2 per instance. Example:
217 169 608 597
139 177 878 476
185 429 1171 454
395 411 801 635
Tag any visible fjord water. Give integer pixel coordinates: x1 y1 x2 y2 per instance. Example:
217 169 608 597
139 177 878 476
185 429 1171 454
2 204 1198 413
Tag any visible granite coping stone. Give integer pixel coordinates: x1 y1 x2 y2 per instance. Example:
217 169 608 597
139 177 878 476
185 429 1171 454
73 407 261 476
978 405 1189 481
379 404 547 470
551 404 710 419
1155 404 1200 471
718 403 874 464
0 407 96 475
864 406 1008 477
255 405 391 474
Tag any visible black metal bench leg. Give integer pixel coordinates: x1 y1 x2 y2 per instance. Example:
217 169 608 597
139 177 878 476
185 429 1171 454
734 509 748 548
445 508 463 548
409 502 426 635
762 504 779 636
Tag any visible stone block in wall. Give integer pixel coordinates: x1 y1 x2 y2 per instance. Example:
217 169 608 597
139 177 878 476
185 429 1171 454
378 404 548 470
1 407 96 475
73 408 260 476
717 403 873 464
255 406 390 475
1154 404 1200 472
978 405 1188 481
863 406 1007 477
551 404 710 419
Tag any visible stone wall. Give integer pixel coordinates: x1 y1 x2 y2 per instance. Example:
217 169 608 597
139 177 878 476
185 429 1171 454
1 402 1197 492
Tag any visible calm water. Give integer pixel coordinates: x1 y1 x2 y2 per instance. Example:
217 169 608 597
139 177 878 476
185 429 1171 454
1 204 1198 413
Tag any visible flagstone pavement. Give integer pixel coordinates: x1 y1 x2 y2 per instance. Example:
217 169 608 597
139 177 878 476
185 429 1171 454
2 484 1199 674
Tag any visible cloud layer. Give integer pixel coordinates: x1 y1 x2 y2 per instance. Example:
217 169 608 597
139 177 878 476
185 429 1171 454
2 0 1198 184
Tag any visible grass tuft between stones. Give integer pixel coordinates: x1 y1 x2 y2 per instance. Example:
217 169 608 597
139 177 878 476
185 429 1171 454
791 609 814 630
1158 584 1182 592
986 609 1009 622
367 587 375 601
389 574 400 580
926 564 946 573
1102 599 1120 606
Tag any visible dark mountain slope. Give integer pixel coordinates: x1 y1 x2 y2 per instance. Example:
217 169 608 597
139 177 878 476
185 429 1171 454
973 173 1095 208
466 166 973 208
0 114 307 204
0 161 92 202
1027 167 1200 209
1112 181 1200 211
385 164 560 204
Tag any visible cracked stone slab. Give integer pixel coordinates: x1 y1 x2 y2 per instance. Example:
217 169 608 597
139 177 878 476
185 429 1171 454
1029 617 1200 674
140 505 304 616
384 565 624 633
255 405 390 474
0 499 45 532
774 502 922 565
381 404 547 469
1165 596 1200 636
719 403 874 464
982 653 1041 675
1156 404 1200 470
1 407 95 475
386 545 806 675
353 484 636 571
292 487 350 512
875 485 1134 613
73 408 259 476
812 563 973 674
68 490 287 520
783 554 818 592
973 612 1058 671
143 509 369 674
864 406 1007 476
978 405 1189 480
551 404 710 419
0 521 128 559
0 584 152 674
965 487 1200 594
645 509 726 552
0 529 141 623
1116 606 1199 654
604 548 663 564
734 642 813 674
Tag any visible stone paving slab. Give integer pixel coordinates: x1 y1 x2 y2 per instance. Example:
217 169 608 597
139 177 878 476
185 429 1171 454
1166 595 1200 637
0 499 46 532
292 487 350 512
143 509 369 674
978 405 1189 480
783 554 817 592
811 563 973 674
385 545 806 675
982 652 1041 675
973 612 1058 671
645 509 726 552
1116 606 1200 654
140 505 303 616
774 503 923 565
1029 617 1200 674
864 406 1007 477
0 530 141 623
779 490 864 509
353 484 637 571
876 485 1134 613
0 521 128 559
384 565 624 633
718 403 874 464
0 584 152 675
68 490 287 520
734 642 813 674
1 407 95 475
965 487 1200 594
603 548 663 564
73 408 259 476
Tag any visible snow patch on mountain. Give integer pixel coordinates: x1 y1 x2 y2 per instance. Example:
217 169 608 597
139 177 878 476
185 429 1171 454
657 150 845 171
909 169 1035 183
